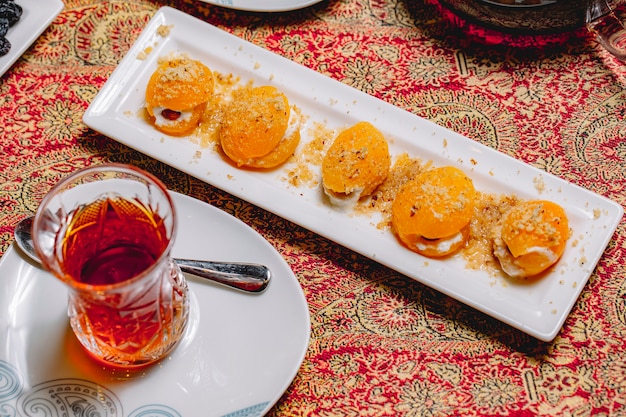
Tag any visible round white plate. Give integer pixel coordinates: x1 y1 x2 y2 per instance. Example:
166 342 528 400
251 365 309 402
198 0 324 12
0 192 310 417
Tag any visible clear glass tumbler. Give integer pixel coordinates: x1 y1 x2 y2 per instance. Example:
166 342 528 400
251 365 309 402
32 163 189 368
587 0 626 60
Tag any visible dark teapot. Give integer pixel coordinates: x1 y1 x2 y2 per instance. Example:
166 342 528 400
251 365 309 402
429 0 626 59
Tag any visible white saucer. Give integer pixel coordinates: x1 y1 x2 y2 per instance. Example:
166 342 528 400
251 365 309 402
0 0 64 77
0 192 310 416
198 0 324 12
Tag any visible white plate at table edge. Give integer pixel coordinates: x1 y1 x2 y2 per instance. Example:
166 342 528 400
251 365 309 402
0 191 310 417
0 0 63 78
197 0 324 12
83 6 623 342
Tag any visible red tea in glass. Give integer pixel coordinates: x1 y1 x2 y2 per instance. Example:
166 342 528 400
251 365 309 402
32 164 189 368
62 196 168 286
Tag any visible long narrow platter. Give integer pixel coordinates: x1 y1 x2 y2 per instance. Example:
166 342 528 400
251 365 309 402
83 6 624 341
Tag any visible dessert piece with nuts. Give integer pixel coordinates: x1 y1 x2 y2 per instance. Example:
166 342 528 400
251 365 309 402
391 166 476 258
493 200 569 278
145 56 214 136
219 85 301 169
321 121 390 208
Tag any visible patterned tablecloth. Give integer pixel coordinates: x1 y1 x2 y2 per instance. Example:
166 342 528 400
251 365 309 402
1 0 625 415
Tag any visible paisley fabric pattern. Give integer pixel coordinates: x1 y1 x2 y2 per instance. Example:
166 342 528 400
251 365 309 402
1 0 625 415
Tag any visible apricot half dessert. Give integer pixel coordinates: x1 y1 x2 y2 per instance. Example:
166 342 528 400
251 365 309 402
220 85 300 169
391 166 476 258
321 121 391 207
493 200 569 278
145 56 214 136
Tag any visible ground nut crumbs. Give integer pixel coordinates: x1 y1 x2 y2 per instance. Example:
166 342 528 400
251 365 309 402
157 59 205 84
285 121 335 188
137 25 173 60
593 208 602 219
354 153 426 228
519 205 556 238
464 193 520 273
137 46 154 60
533 174 545 193
157 24 173 37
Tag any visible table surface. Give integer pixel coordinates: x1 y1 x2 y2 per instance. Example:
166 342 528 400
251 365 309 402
1 0 625 415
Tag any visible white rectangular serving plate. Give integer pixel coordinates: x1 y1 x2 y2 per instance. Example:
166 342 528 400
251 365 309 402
83 6 624 342
0 0 64 77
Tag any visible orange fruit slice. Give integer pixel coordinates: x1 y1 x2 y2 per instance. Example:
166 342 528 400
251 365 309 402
220 86 291 167
322 121 390 199
497 200 569 277
146 57 214 111
244 129 301 169
391 166 476 257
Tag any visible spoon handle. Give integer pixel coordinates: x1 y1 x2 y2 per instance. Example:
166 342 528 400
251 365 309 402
175 259 271 293
15 216 270 293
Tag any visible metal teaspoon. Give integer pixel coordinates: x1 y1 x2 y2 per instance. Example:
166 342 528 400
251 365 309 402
14 216 270 293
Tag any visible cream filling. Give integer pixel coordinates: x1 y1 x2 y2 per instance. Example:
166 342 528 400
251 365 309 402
151 106 194 127
415 231 463 254
323 186 363 210
493 243 526 278
284 108 300 140
493 240 558 278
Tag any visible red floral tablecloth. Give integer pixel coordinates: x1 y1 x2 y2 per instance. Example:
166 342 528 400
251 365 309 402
1 0 625 415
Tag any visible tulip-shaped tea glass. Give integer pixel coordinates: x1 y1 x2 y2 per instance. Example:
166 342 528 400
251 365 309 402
32 164 189 368
587 0 626 61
